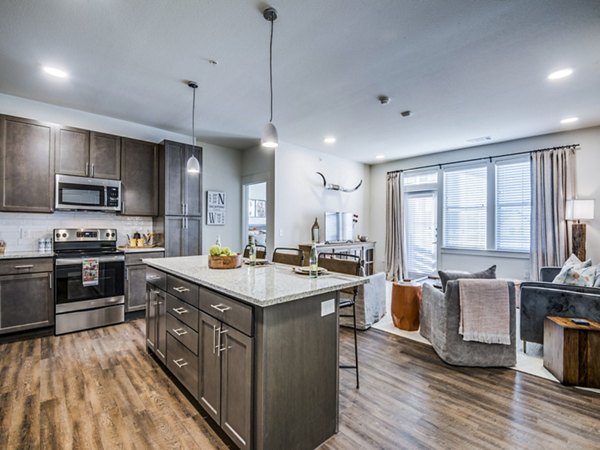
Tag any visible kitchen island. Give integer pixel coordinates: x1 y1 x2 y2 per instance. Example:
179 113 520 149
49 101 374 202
143 255 367 450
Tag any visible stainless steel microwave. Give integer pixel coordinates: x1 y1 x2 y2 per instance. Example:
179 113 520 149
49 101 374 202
55 174 121 212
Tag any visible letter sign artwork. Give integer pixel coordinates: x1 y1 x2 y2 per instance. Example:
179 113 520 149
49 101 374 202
206 190 226 225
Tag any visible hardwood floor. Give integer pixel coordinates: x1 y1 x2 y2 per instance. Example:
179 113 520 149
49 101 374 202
1 320 599 450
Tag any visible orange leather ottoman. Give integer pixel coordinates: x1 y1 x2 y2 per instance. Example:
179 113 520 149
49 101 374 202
391 283 422 331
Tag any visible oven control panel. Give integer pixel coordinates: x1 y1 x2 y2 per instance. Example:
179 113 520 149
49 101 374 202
54 228 117 242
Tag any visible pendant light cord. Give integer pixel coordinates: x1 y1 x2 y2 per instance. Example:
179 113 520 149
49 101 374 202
191 85 196 146
269 18 274 123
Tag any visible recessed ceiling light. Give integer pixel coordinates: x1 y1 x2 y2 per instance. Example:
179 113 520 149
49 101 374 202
548 68 573 80
467 136 492 143
375 155 386 160
323 136 336 144
560 117 579 124
42 66 69 79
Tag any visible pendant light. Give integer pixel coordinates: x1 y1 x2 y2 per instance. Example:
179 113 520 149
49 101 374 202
186 81 201 173
261 7 278 149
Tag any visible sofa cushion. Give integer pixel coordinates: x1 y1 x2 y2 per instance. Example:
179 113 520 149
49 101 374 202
438 265 496 292
564 265 597 287
552 254 592 284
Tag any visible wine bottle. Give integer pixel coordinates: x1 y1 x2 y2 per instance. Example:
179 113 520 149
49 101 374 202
311 217 320 243
309 242 318 278
249 235 257 266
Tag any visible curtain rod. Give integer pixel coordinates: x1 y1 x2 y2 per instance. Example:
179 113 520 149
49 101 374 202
386 144 580 175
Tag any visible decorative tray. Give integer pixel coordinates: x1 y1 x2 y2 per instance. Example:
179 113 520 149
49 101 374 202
293 266 328 275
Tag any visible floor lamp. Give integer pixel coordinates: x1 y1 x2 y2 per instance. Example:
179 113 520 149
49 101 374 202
566 199 595 261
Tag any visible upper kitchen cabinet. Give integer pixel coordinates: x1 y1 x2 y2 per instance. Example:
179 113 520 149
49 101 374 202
159 140 202 216
121 137 158 216
0 115 55 213
55 126 120 180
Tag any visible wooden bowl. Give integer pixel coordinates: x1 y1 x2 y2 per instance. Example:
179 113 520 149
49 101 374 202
208 254 242 269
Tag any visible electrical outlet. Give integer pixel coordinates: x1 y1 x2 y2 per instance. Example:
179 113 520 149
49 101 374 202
20 228 30 239
279 229 284 237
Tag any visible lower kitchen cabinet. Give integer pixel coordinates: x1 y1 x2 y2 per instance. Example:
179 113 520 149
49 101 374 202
0 259 54 334
125 251 164 312
199 311 253 449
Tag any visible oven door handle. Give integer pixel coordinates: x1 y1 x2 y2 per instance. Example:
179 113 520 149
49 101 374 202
55 255 125 266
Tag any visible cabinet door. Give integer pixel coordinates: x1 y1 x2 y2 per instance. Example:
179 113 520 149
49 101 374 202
0 272 53 334
156 289 167 363
164 141 186 216
0 115 55 212
199 311 221 423
164 216 184 257
182 216 202 256
121 138 158 216
90 132 121 180
126 265 147 312
56 126 90 177
146 286 157 351
221 326 253 450
184 144 202 216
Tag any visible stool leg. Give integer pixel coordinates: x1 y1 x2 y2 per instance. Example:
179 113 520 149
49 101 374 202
352 301 359 389
523 340 527 354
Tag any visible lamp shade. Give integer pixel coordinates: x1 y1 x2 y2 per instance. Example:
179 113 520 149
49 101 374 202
261 122 278 148
566 199 595 220
186 154 201 174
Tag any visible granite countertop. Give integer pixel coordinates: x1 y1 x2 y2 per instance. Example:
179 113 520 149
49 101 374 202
143 255 368 307
0 251 54 259
119 247 165 253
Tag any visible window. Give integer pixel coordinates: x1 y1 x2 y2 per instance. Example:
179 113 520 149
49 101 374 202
495 160 531 252
443 166 487 250
405 191 437 277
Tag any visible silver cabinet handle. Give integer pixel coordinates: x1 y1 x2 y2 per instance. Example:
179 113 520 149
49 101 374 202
213 325 218 354
85 162 89 176
218 329 231 355
14 265 34 269
48 273 53 290
172 307 188 315
172 328 188 336
172 358 188 368
147 275 161 280
125 268 129 281
210 303 231 313
172 286 190 293
91 163 95 177
182 202 185 215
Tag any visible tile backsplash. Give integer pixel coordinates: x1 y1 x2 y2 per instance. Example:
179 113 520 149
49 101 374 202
0 211 152 251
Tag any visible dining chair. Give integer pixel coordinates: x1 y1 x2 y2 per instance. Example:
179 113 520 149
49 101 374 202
271 247 304 266
317 252 361 389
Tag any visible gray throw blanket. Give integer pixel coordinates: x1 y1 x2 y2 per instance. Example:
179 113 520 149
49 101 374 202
458 279 511 345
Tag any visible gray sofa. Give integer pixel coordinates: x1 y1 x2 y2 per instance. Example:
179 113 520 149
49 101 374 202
520 267 600 346
420 281 517 367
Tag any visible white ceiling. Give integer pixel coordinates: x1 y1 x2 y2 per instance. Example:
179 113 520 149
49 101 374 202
0 0 599 164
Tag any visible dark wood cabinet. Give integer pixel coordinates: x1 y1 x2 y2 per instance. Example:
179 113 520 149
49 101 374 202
199 311 222 421
159 140 202 216
125 251 164 312
145 284 166 363
0 115 55 213
56 128 120 180
121 138 158 216
160 216 202 257
0 258 54 334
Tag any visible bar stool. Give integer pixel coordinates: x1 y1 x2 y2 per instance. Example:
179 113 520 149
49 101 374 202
242 244 267 259
318 252 361 389
272 247 304 266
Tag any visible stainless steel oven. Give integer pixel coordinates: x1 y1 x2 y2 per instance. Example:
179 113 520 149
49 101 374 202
55 174 121 212
54 228 125 335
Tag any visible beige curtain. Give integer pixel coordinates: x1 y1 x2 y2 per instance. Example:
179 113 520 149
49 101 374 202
530 148 575 279
385 172 404 281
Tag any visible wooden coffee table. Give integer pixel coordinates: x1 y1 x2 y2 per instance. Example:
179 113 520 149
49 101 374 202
543 316 600 388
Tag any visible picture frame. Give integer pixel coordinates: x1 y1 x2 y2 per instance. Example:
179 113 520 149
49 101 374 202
206 190 226 225
255 200 266 218
248 199 256 218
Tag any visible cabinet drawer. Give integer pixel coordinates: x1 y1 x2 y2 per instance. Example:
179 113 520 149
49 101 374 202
145 267 166 290
167 294 199 331
167 275 199 307
166 334 198 399
167 312 199 355
199 287 253 336
0 258 53 276
125 251 164 266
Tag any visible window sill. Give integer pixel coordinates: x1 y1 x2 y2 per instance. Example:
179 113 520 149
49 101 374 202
441 247 530 260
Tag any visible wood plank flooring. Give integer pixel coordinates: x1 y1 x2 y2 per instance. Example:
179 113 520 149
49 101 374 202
1 319 599 450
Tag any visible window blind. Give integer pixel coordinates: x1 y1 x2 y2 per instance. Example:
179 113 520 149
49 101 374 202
443 166 487 249
405 191 436 277
495 160 531 252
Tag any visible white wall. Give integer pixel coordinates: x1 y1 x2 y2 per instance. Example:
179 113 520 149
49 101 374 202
369 125 600 279
0 93 243 253
201 143 243 252
274 142 370 248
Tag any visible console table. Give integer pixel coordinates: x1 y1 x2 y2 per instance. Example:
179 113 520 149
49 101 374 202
298 241 375 275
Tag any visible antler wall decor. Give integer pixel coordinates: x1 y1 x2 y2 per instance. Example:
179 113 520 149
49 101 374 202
316 172 363 193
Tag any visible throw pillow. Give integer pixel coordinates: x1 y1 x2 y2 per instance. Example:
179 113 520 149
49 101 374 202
438 265 496 292
552 254 592 284
564 265 597 287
